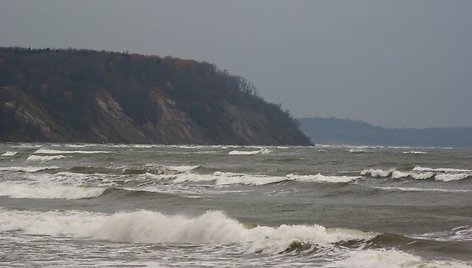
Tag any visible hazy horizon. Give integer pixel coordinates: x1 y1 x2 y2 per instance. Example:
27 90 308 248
1 0 471 128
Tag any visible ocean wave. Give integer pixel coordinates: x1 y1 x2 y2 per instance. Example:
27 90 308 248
0 209 374 254
412 225 472 242
173 172 358 186
360 167 471 182
34 148 111 154
0 166 60 173
326 248 471 268
228 149 271 155
372 186 472 193
413 166 472 173
402 151 427 154
0 182 105 199
1 151 17 157
286 173 360 183
26 155 67 162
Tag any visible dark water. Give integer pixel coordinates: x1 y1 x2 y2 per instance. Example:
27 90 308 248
0 143 471 267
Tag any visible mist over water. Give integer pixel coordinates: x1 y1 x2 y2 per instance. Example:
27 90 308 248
0 143 471 267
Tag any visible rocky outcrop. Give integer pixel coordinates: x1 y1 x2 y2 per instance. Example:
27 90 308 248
0 48 311 145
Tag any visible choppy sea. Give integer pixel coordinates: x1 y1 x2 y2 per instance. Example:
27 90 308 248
0 143 471 267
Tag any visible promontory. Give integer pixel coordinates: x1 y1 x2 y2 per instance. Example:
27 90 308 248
0 47 310 145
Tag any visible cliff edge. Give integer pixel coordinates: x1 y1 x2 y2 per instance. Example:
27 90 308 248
0 48 310 145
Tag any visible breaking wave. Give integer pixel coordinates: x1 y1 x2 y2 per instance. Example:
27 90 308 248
1 151 17 157
34 148 111 154
0 166 60 173
173 172 359 185
360 166 471 182
26 155 67 162
326 249 471 268
0 209 374 254
412 225 472 242
0 182 106 199
228 149 272 155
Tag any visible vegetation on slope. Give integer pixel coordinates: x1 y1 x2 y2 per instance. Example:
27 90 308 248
0 47 310 145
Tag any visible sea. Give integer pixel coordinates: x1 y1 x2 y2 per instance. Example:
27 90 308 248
0 143 471 267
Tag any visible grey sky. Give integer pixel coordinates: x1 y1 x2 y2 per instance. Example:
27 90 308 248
1 0 471 128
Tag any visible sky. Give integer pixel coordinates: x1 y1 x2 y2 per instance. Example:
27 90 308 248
1 0 471 128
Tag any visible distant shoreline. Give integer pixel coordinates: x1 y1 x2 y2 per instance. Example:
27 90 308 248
299 117 472 148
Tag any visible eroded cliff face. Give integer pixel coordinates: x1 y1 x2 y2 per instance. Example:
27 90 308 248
0 48 311 145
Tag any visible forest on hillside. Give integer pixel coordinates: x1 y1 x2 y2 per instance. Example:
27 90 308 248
0 47 310 145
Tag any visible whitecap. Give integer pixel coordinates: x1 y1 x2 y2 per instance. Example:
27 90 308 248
165 165 200 173
228 150 266 155
412 225 472 242
410 172 435 180
0 209 375 254
326 248 471 268
34 148 110 154
0 166 60 172
360 169 392 178
434 173 470 182
402 151 427 154
287 173 360 183
1 151 17 157
372 186 471 193
0 182 105 199
413 166 472 173
26 155 67 162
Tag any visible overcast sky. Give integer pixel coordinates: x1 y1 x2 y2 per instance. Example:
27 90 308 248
1 0 471 128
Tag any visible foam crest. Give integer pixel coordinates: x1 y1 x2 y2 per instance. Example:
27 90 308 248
214 172 287 186
361 169 393 178
0 209 375 254
327 249 471 268
361 167 471 182
434 173 470 182
287 173 360 183
402 151 427 154
0 182 106 199
0 166 59 172
413 166 472 173
228 149 271 155
27 155 67 162
373 186 471 193
1 151 17 156
412 225 472 242
173 171 359 186
164 165 200 173
35 148 110 154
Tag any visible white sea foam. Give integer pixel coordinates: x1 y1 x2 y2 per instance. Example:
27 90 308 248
0 182 105 199
228 149 271 155
413 166 472 173
391 170 410 179
0 166 60 172
412 225 472 242
26 155 67 162
214 172 287 186
165 165 200 173
287 173 360 183
35 148 110 154
360 169 392 178
410 172 435 180
372 186 471 193
361 167 470 182
173 171 359 186
0 209 375 254
1 151 17 157
348 148 368 154
326 249 471 268
402 151 427 154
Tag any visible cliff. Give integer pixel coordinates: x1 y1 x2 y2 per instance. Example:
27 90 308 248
0 47 310 145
